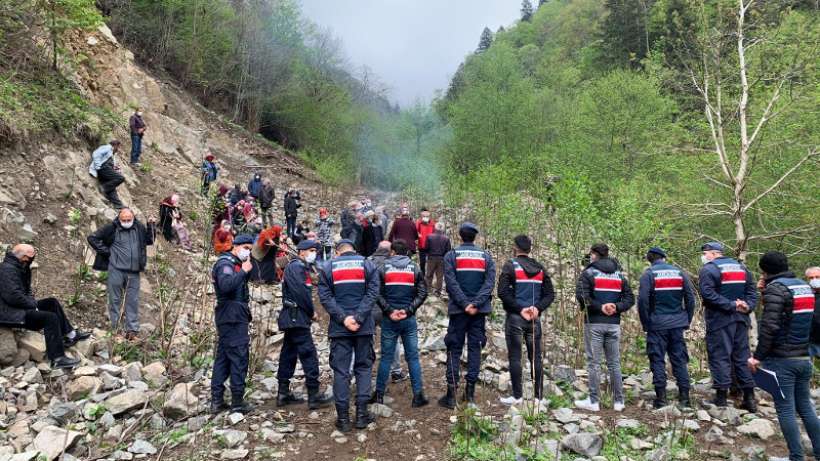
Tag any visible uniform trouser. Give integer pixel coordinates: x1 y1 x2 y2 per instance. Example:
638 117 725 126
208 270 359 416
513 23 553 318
376 317 423 395
584 323 624 404
445 313 486 386
418 249 428 275
764 358 820 461
330 335 374 414
23 298 73 360
425 256 444 296
277 328 321 391
211 332 250 405
706 322 754 390
646 327 690 391
505 313 543 399
107 267 141 332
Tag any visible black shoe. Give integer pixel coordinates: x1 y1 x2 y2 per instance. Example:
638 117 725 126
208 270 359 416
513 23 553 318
308 388 332 410
462 382 475 404
710 389 728 408
741 388 757 413
230 401 255 414
412 393 429 408
210 400 230 414
438 386 457 409
51 356 80 369
653 387 668 409
391 371 408 383
355 406 374 429
277 385 305 407
370 391 384 404
678 389 691 409
335 417 352 433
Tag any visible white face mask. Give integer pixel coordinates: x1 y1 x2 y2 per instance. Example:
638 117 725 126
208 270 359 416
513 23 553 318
422 217 430 223
701 254 710 265
121 221 134 229
237 248 251 261
304 252 317 264
137 112 142 117
810 279 820 289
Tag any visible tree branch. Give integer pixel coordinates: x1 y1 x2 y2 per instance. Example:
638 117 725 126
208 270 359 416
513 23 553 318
742 148 818 213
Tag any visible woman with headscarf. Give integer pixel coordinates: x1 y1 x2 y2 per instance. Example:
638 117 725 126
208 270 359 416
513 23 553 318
159 194 193 251
213 220 234 254
250 225 285 284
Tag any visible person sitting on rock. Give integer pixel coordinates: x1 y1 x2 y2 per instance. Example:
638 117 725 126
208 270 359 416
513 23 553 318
159 193 192 251
88 140 125 209
0 244 91 369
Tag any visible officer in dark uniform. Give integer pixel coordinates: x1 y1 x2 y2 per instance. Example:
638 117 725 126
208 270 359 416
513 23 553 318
698 241 758 411
438 223 496 409
637 247 696 408
277 239 333 410
318 239 380 432
210 234 255 414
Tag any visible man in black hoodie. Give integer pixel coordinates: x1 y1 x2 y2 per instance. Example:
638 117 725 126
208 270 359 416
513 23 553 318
574 243 634 412
497 235 554 405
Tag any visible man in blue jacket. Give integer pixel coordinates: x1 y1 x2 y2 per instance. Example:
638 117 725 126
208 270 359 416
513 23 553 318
637 247 696 408
438 223 496 409
277 240 333 410
698 241 758 411
318 239 380 432
210 234 255 415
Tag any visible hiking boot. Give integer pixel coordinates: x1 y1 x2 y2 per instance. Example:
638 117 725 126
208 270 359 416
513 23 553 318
335 416 352 433
411 392 429 408
438 385 457 409
51 356 80 370
355 406 375 429
462 382 475 404
391 371 408 383
230 401 255 415
709 389 728 408
125 331 139 341
678 389 691 409
277 387 305 407
370 391 384 405
741 388 757 413
653 387 668 409
307 388 332 410
210 400 230 414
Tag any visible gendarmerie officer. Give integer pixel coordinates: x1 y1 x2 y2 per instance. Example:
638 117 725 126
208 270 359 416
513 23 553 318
277 239 333 410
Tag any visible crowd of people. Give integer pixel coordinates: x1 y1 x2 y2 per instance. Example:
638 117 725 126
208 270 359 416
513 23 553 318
0 131 815 460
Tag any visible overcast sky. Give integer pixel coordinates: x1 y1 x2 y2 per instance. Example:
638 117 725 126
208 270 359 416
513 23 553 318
298 0 521 106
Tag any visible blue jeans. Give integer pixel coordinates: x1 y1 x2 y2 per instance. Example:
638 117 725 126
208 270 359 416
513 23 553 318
764 358 820 461
376 316 423 394
130 134 142 164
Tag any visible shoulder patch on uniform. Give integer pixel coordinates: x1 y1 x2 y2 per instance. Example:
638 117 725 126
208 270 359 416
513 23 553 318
222 266 234 274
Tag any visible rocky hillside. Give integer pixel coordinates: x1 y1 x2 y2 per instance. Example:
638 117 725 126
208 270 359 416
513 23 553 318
0 21 807 461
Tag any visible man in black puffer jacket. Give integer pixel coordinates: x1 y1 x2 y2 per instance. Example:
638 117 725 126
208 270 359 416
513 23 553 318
749 252 820 461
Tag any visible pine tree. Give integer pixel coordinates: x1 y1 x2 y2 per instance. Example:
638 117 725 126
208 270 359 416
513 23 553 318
497 26 506 34
476 27 493 53
521 0 534 21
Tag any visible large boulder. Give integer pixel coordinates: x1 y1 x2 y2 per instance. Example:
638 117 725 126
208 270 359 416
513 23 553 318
67 376 103 400
32 426 83 461
0 328 18 365
561 432 603 457
162 383 199 419
17 330 46 362
104 389 150 415
737 418 776 440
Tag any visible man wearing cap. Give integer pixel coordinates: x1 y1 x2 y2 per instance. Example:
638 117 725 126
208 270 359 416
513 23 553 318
497 235 554 405
210 234 255 415
699 241 758 411
438 222 496 409
318 239 380 432
201 154 219 196
637 247 696 408
277 240 333 410
574 243 634 412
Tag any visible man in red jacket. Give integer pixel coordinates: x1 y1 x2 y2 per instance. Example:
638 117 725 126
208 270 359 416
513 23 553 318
416 208 436 276
388 207 418 255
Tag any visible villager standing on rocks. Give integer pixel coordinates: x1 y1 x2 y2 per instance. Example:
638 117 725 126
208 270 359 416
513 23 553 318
574 243 634 412
439 222 496 409
129 107 146 165
699 241 758 411
87 208 156 341
201 154 219 196
277 240 333 410
387 207 418 256
210 234 255 415
497 235 554 405
88 140 125 209
247 173 263 199
749 251 820 460
637 247 696 409
315 208 335 261
415 208 436 275
258 179 275 227
805 266 820 358
373 239 429 407
318 239 379 432
424 222 451 298
0 244 91 369
284 189 301 239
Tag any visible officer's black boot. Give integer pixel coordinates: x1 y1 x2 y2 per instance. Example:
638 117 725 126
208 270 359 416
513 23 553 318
307 387 332 410
437 385 457 409
741 388 757 413
710 389 728 408
653 387 668 409
462 382 476 404
277 383 305 407
210 399 230 414
335 406 352 433
678 389 691 409
370 391 384 404
412 392 429 408
230 399 255 415
355 405 375 429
